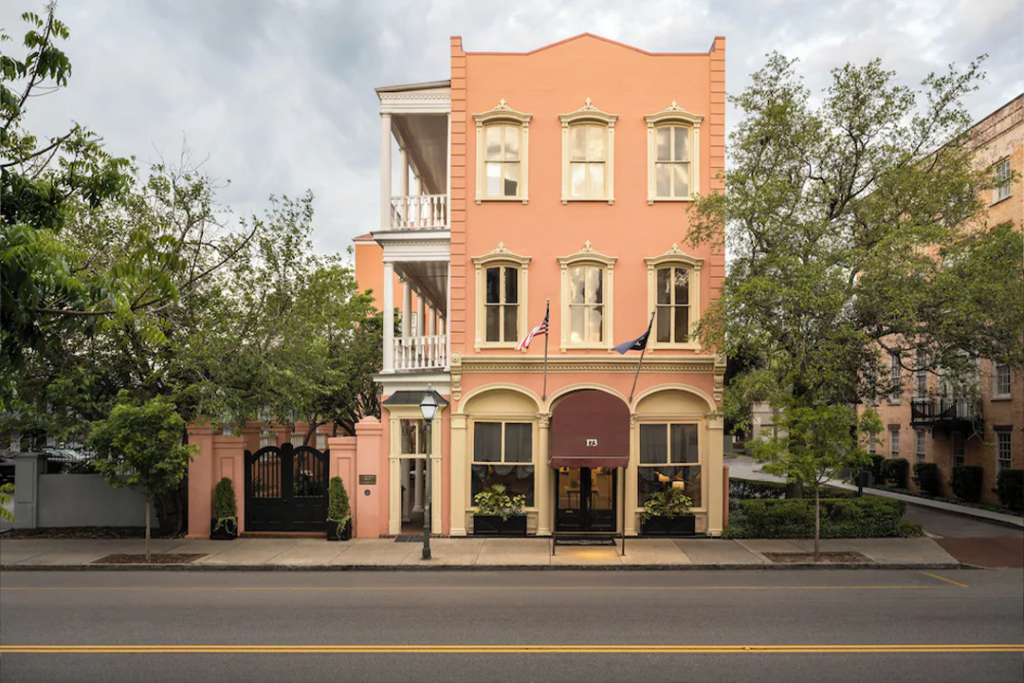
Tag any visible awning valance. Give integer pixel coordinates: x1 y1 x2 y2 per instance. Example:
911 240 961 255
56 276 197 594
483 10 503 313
550 390 630 469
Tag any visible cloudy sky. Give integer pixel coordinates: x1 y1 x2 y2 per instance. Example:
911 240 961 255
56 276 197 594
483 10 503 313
3 0 1022 254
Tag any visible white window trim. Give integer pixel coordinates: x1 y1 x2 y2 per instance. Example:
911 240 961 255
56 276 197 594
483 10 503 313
993 362 1012 400
472 243 531 351
995 431 1012 472
474 99 532 205
915 429 926 463
560 98 617 205
889 427 900 458
888 352 902 405
558 241 616 351
645 243 704 350
993 157 1011 204
645 101 703 203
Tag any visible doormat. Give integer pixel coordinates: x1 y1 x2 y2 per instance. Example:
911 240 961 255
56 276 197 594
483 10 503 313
762 551 868 564
394 535 425 542
553 536 617 547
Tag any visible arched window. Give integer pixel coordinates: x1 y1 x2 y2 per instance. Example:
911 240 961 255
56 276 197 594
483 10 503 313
645 244 704 349
559 241 617 350
645 102 703 203
474 100 532 204
472 244 531 349
560 99 618 204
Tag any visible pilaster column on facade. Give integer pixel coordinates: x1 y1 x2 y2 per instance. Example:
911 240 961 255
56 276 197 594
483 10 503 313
382 261 394 372
402 281 412 337
429 413 443 533
706 416 725 536
399 147 409 222
380 113 392 231
449 413 468 536
416 295 426 336
624 414 640 536
445 261 452 370
536 412 552 536
412 458 424 513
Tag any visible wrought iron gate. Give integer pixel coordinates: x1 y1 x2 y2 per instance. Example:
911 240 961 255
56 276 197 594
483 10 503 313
244 443 330 532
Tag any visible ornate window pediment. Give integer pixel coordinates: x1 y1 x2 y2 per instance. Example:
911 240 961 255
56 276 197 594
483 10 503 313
472 243 531 350
474 100 532 204
645 101 704 203
560 99 618 204
645 244 704 349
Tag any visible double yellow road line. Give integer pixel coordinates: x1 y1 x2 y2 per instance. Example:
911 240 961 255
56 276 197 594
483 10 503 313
2 644 1020 655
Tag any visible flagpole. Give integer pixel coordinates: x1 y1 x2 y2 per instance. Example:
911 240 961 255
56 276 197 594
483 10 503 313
542 299 550 402
628 312 655 404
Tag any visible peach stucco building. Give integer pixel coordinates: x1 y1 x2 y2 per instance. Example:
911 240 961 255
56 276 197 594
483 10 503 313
869 95 1023 504
350 33 728 539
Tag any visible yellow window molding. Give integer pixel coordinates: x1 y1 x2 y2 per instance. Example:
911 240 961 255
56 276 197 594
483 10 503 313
560 99 617 205
645 101 703 204
558 241 616 351
645 243 704 350
474 100 532 204
472 243 531 351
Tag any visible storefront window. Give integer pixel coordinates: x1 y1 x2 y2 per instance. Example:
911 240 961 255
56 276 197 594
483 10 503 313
638 423 701 508
471 421 535 506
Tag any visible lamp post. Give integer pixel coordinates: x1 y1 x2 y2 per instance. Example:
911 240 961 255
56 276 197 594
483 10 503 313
419 388 438 560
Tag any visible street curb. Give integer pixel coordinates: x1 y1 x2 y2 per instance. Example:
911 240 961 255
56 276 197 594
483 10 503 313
0 562 968 572
901 501 1024 531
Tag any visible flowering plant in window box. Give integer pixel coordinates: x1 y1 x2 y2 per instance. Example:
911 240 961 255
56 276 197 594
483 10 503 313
640 486 696 536
473 484 527 536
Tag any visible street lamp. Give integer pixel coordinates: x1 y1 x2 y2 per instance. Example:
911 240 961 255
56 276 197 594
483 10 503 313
419 388 438 560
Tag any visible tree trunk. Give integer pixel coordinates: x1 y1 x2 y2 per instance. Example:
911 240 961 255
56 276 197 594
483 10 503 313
145 495 152 563
813 485 820 563
304 422 320 447
785 478 804 499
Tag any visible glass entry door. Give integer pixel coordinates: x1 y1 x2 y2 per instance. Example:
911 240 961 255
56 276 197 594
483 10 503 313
555 467 617 532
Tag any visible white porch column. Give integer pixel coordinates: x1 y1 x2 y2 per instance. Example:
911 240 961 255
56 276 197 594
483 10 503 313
402 281 412 338
428 308 436 336
399 147 409 223
416 295 426 337
413 458 424 513
380 113 392 230
382 261 394 372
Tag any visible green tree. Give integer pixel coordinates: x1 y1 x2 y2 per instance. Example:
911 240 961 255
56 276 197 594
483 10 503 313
688 54 1023 524
87 396 196 561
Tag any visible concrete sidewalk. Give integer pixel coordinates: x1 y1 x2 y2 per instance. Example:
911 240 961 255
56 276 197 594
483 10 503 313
0 536 962 570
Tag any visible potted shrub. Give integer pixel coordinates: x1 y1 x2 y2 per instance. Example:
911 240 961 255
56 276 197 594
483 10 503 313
473 484 527 536
640 486 696 537
210 477 238 540
326 476 352 541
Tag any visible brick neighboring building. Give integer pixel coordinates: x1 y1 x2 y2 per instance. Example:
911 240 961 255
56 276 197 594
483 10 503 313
871 95 1023 504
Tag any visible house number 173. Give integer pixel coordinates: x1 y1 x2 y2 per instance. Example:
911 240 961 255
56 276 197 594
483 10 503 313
585 438 599 447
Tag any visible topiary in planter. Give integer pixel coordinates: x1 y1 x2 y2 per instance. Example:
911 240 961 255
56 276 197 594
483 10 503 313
912 462 942 496
326 476 351 540
951 465 984 502
996 469 1024 514
212 477 237 540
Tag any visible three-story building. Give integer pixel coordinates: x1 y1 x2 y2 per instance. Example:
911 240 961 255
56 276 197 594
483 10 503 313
359 33 728 538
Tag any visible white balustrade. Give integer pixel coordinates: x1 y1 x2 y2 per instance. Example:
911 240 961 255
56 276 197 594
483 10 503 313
389 194 447 230
392 335 448 371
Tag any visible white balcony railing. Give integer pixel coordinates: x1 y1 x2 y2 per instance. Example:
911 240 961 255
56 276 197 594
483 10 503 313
390 194 447 230
393 335 448 371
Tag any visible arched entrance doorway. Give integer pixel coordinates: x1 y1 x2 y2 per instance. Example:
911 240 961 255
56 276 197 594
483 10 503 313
550 390 630 533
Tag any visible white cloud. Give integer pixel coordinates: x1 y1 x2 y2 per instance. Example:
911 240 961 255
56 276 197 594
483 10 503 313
2 0 1021 254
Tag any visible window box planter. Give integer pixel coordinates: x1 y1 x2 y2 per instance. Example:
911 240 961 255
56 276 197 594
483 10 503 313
209 518 237 541
326 519 351 542
473 514 527 536
641 514 696 537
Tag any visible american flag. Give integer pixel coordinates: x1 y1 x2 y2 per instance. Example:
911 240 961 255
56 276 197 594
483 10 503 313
516 304 549 351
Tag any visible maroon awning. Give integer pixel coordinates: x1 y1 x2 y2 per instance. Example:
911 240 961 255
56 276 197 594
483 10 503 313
550 390 630 468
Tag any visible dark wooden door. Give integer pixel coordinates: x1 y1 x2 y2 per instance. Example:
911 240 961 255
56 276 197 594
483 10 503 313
555 467 617 532
245 443 330 532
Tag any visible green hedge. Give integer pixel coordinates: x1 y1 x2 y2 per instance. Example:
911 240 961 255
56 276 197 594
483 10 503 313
912 463 942 497
996 469 1024 514
729 478 856 501
950 466 984 503
722 497 921 539
868 455 886 485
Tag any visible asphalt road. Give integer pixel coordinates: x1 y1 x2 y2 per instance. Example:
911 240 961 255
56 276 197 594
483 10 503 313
1 569 1021 683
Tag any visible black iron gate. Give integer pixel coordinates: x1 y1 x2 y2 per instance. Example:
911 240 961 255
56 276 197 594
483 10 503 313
244 443 330 532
